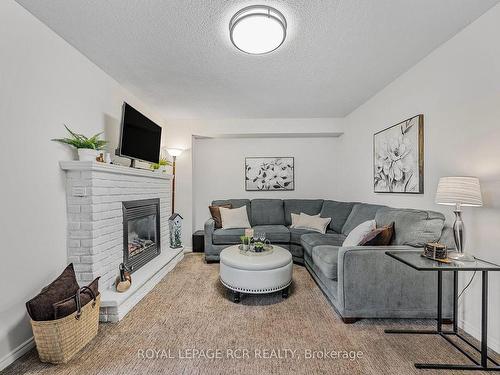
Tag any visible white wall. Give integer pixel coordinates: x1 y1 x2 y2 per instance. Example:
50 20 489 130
164 118 344 247
192 137 341 231
0 1 167 368
339 3 500 351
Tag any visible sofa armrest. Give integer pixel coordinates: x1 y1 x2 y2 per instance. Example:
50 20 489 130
336 246 452 318
204 218 216 255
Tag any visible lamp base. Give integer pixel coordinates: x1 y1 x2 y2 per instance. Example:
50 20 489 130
448 251 475 262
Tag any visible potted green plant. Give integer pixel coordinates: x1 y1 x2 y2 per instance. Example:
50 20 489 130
52 125 108 161
150 156 172 172
158 156 172 172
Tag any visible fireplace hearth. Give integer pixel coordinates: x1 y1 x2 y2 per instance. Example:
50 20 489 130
123 199 161 273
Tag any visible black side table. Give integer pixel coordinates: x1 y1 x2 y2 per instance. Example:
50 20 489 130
192 230 205 253
385 251 500 371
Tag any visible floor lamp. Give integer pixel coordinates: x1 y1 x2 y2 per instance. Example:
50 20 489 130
166 148 183 215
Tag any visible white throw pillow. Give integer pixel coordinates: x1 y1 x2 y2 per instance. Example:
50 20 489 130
219 206 251 229
342 220 376 247
290 212 320 228
294 213 331 234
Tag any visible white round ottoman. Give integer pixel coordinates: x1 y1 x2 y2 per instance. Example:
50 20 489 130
219 245 293 303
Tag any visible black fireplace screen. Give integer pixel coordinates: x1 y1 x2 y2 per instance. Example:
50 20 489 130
122 199 160 273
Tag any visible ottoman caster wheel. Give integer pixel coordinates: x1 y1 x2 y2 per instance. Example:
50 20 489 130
233 291 241 303
282 287 289 299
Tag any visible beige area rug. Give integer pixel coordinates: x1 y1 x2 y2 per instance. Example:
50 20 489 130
5 253 498 375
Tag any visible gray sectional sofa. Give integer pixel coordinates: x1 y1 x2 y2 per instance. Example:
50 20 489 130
204 199 454 322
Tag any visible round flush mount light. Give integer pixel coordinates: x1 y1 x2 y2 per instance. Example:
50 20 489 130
229 5 287 55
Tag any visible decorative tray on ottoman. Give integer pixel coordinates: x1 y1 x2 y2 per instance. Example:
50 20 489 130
238 244 274 256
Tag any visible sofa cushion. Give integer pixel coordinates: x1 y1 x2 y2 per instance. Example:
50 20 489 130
375 208 445 247
220 206 251 229
289 243 304 259
360 222 394 246
320 201 355 233
212 199 251 224
26 264 80 321
250 199 285 225
301 233 346 257
293 213 331 234
289 228 317 245
209 204 232 229
290 213 319 228
284 199 324 226
53 277 100 319
213 228 245 245
312 246 339 280
252 225 290 243
343 220 376 247
342 203 386 235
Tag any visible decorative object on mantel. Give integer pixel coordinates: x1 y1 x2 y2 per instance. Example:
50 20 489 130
166 148 184 213
169 213 183 249
150 148 173 172
52 124 108 161
435 176 483 262
245 157 294 191
373 114 423 193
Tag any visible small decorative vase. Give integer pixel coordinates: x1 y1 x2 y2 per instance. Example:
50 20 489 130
77 148 100 161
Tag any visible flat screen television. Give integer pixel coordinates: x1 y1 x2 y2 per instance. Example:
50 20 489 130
118 102 162 165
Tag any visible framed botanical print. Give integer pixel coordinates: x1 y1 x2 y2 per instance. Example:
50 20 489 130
373 114 424 193
245 157 294 191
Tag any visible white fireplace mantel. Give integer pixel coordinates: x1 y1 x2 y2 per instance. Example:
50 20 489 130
60 160 174 179
59 161 182 322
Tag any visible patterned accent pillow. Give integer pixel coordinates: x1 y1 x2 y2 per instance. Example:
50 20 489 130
209 204 232 228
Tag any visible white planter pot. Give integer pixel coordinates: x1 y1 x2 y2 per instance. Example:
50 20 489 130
77 149 100 161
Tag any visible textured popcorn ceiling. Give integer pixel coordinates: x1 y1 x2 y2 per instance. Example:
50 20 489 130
16 0 499 119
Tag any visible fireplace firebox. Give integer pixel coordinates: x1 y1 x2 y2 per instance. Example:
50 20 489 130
122 199 161 273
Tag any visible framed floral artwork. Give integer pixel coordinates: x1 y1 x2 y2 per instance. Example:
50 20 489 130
245 157 294 191
373 115 424 193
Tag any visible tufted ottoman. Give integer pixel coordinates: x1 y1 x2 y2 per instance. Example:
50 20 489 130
219 245 293 303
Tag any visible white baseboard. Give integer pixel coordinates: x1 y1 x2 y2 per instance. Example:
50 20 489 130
183 246 193 253
0 336 35 371
460 319 500 354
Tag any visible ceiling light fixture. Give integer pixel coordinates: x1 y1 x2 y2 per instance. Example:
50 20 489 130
229 5 287 55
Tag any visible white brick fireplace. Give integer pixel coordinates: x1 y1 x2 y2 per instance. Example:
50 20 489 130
60 161 183 322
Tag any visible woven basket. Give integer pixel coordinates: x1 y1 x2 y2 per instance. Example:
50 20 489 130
31 294 100 364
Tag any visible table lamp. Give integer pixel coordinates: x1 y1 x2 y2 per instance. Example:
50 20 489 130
435 176 482 261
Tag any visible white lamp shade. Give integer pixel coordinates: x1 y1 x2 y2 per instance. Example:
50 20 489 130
166 148 183 157
435 177 482 207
